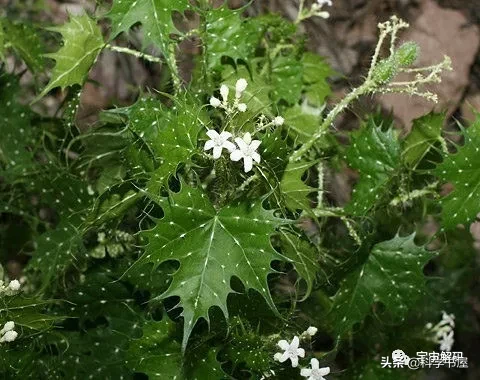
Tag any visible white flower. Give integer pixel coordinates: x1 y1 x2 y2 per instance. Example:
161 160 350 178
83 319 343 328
439 330 454 351
0 330 18 343
0 321 15 335
317 0 332 6
210 96 221 108
301 359 330 380
8 280 20 291
306 326 318 336
273 336 305 367
230 132 261 173
204 130 236 159
273 116 285 126
235 78 248 98
220 84 229 102
441 311 455 328
237 103 247 112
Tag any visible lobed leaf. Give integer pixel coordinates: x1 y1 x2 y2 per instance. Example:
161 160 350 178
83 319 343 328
345 120 401 215
329 234 435 336
35 14 104 101
129 183 287 349
434 116 480 229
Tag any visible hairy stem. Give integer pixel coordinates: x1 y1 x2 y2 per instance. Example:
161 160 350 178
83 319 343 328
105 44 162 63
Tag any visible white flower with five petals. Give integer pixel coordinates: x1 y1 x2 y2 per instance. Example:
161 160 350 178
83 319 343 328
300 359 330 380
273 336 305 367
230 132 261 173
204 130 236 159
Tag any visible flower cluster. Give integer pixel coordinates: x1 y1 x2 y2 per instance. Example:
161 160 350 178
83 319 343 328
273 327 330 379
205 79 285 173
210 78 249 114
424 311 455 352
0 278 21 296
0 321 18 343
297 0 333 24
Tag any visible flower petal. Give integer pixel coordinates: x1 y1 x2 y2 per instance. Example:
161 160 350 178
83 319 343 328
235 137 248 151
206 130 219 139
279 351 289 363
204 140 215 151
223 141 237 153
230 149 243 162
277 340 289 350
319 367 330 376
300 369 312 377
220 131 232 140
243 132 252 144
291 336 300 349
291 356 299 368
243 156 253 172
213 146 223 159
252 152 261 163
297 348 305 358
273 353 283 362
250 140 261 151
310 358 320 369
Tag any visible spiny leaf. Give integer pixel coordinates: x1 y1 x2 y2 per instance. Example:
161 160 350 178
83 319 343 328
205 5 263 70
3 20 45 73
35 14 104 101
345 120 401 215
27 176 93 285
434 116 480 229
0 72 38 182
130 183 287 349
302 52 333 105
126 318 183 379
280 160 316 211
403 112 444 167
329 234 435 336
271 56 303 105
279 230 320 299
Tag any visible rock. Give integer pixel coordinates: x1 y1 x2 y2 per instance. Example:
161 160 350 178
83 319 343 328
379 0 479 131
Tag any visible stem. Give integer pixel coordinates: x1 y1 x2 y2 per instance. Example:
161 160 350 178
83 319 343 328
289 82 373 162
105 44 162 63
295 0 306 24
167 43 182 94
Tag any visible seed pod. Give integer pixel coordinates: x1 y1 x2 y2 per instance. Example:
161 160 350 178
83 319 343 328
372 57 398 85
396 42 420 67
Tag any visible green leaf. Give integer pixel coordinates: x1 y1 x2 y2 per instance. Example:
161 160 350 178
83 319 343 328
434 116 480 229
280 160 316 211
205 5 263 70
279 230 320 299
127 319 183 379
35 14 104 101
345 120 401 215
0 20 4 60
271 56 303 104
284 104 320 144
130 183 287 348
403 112 444 167
0 72 38 181
3 21 45 73
107 0 190 54
329 234 435 336
302 52 333 105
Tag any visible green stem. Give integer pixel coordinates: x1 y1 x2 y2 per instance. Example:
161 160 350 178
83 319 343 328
167 43 182 94
105 44 162 63
290 82 373 162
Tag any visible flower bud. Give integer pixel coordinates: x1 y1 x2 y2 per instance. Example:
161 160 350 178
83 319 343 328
210 96 221 108
220 85 229 102
273 116 285 126
8 280 20 291
372 58 397 85
396 41 419 67
235 78 248 97
237 103 247 112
